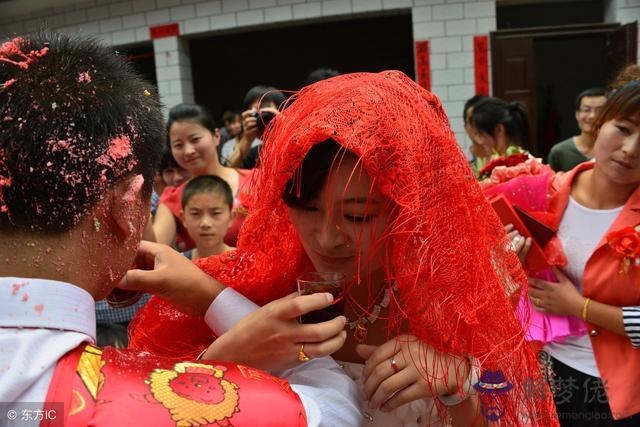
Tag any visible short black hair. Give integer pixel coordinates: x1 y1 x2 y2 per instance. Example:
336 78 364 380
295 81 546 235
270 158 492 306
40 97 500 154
304 68 341 86
575 87 607 110
283 139 342 208
242 85 286 111
221 110 240 125
166 103 218 146
181 175 233 210
158 147 180 172
0 32 163 233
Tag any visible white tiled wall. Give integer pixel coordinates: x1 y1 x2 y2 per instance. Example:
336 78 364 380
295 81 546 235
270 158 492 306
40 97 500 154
0 0 497 150
412 0 496 152
606 0 640 60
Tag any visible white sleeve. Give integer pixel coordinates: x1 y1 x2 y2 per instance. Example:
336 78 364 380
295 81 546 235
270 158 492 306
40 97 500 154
203 287 259 336
280 358 363 427
203 288 362 426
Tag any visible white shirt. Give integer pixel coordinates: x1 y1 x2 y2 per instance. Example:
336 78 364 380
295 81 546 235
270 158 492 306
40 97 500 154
544 197 623 377
0 277 362 427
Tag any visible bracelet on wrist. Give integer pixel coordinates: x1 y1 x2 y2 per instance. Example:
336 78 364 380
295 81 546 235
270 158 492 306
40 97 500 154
582 297 592 322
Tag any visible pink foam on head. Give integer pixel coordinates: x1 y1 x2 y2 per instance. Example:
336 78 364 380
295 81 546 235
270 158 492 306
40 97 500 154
108 135 132 160
97 135 132 167
2 79 16 89
0 37 49 72
0 152 13 213
77 71 91 83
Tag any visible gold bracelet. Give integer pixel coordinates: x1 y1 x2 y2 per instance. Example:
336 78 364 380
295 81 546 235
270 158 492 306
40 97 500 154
582 298 591 321
196 347 208 360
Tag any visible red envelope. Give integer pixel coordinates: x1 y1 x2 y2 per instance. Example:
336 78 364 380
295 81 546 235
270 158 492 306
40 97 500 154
490 194 553 274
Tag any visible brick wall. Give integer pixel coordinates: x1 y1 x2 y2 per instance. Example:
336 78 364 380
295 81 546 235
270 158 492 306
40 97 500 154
413 0 495 152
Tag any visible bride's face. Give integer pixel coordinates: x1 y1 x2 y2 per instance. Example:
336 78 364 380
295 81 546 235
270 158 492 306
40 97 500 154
287 154 393 281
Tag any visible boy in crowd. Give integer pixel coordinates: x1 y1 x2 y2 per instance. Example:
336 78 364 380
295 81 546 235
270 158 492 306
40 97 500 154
181 175 234 260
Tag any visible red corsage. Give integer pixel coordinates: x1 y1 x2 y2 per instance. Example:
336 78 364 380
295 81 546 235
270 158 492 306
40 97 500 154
479 153 529 180
606 225 640 273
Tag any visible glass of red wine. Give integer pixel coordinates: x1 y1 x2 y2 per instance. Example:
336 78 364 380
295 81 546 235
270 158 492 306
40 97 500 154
106 264 143 308
106 288 144 308
297 272 345 324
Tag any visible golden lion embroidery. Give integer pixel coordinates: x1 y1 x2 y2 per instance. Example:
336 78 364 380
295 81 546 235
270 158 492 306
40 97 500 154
76 344 105 401
145 362 240 427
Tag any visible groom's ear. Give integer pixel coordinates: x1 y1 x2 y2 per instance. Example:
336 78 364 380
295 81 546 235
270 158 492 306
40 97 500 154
104 174 148 241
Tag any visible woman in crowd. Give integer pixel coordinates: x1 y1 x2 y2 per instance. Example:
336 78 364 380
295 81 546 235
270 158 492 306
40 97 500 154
131 71 557 426
152 104 252 249
469 97 532 177
462 95 489 172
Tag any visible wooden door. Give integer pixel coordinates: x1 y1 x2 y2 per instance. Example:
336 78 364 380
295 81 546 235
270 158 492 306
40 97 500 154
490 35 538 154
606 22 638 82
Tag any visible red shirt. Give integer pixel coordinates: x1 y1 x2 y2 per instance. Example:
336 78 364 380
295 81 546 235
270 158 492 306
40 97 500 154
159 169 253 250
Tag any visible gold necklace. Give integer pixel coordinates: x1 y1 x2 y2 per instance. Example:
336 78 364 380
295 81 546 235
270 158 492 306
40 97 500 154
347 282 398 343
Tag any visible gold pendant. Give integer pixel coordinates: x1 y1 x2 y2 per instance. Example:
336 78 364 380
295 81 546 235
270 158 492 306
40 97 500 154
354 318 368 343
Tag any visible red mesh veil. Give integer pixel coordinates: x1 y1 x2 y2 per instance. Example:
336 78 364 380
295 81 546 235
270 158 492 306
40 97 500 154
130 71 556 424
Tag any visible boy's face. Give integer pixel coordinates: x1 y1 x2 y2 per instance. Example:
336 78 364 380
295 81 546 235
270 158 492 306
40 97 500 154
182 192 233 251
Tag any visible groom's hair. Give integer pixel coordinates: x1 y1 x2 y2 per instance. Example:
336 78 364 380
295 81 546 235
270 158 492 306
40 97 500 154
0 32 164 234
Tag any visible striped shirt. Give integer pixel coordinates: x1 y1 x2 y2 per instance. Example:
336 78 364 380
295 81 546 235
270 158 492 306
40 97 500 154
623 306 640 348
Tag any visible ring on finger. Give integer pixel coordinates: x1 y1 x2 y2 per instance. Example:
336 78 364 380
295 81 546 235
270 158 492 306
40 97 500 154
390 357 400 374
298 344 311 362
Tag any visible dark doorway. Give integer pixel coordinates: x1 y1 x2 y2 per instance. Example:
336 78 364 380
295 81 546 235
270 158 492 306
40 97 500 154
189 13 414 121
535 34 607 154
491 22 637 158
118 44 157 87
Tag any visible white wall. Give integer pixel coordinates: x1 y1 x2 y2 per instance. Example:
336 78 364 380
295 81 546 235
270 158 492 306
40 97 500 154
605 0 640 61
0 0 498 152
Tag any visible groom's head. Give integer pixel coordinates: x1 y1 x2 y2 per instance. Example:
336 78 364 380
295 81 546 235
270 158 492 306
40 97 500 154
0 32 163 297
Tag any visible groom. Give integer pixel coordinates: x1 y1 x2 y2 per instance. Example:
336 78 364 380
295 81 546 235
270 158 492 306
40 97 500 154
0 32 359 426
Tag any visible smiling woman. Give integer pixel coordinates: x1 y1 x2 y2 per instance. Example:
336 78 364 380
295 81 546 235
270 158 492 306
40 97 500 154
151 104 253 250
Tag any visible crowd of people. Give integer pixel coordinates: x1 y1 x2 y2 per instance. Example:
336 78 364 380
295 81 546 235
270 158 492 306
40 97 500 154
1 31 639 427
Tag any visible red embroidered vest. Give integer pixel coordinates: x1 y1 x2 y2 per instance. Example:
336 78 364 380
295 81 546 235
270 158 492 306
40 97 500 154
41 344 307 427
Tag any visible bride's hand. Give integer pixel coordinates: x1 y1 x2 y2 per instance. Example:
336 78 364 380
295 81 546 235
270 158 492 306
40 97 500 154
201 292 347 371
357 335 470 412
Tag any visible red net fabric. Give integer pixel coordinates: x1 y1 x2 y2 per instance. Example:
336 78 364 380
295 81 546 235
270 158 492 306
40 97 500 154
130 71 557 425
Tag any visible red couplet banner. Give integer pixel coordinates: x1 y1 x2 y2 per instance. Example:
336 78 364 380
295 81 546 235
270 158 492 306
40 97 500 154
150 23 180 40
474 35 489 96
415 40 431 91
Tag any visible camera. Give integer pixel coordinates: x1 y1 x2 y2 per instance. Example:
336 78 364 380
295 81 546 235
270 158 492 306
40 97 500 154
250 110 276 132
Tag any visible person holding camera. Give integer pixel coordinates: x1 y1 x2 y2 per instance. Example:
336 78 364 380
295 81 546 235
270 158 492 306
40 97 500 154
222 85 285 169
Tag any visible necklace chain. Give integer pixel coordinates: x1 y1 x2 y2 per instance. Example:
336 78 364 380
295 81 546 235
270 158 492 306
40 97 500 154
347 282 398 343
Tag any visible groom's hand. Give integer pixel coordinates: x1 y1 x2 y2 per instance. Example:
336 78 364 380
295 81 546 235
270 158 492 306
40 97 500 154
118 240 224 316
